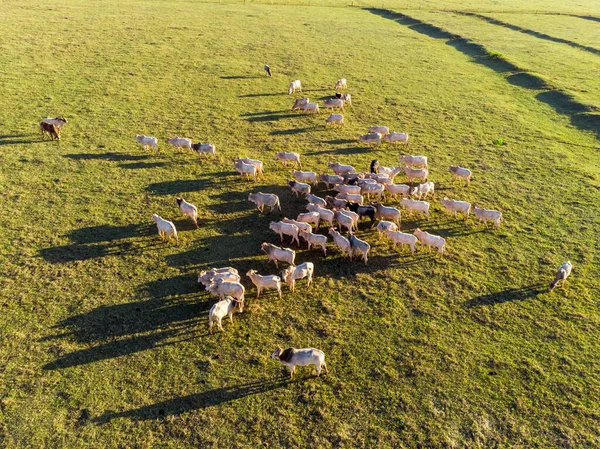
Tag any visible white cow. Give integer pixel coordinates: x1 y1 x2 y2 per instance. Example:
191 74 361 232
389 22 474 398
288 80 302 95
167 136 192 152
135 135 158 152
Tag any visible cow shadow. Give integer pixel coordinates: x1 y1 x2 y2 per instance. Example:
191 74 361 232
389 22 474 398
221 75 262 79
39 223 157 264
42 274 211 370
245 113 301 122
270 126 321 136
64 152 149 162
93 377 292 423
464 283 547 307
305 146 369 156
120 162 169 170
147 172 232 195
0 133 45 146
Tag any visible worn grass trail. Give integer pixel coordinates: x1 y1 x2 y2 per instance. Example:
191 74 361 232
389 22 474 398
1 1 600 448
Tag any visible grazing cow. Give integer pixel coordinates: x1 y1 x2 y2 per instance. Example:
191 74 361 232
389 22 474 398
359 132 382 145
167 137 192 152
449 165 472 186
473 206 502 227
413 228 445 257
346 203 376 226
404 166 428 183
301 102 320 114
234 159 257 181
334 78 347 90
275 152 301 168
207 278 245 301
198 269 240 288
440 197 471 219
269 221 300 245
319 173 344 189
348 233 370 264
135 135 158 152
281 262 314 292
336 193 363 205
246 270 282 299
306 204 335 228
305 193 327 208
329 228 352 259
209 297 244 334
376 220 398 239
325 195 348 210
297 211 320 230
399 198 430 218
288 180 311 196
400 155 428 168
326 114 344 126
374 204 401 226
292 170 318 185
248 192 281 213
193 143 216 158
152 214 178 244
410 181 435 200
43 117 67 130
282 217 312 233
292 97 310 111
299 231 327 255
238 157 264 179
385 230 417 254
175 197 198 228
334 210 354 233
328 162 355 176
385 183 411 199
40 122 60 140
360 183 385 200
261 242 296 268
264 64 272 77
323 98 344 111
271 346 328 378
340 93 352 107
369 125 389 135
334 184 361 195
549 261 572 292
383 132 409 146
288 80 302 95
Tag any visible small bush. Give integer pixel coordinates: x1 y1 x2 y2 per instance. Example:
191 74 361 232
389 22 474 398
488 51 507 60
492 138 505 146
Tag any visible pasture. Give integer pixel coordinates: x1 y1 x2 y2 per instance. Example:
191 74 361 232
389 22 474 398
1 0 600 447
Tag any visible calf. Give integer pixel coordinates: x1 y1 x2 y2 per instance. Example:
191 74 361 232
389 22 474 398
449 165 471 186
152 214 178 244
376 220 397 239
334 78 347 90
410 181 434 200
288 80 302 95
40 122 60 140
369 125 389 135
135 135 158 152
238 157 264 179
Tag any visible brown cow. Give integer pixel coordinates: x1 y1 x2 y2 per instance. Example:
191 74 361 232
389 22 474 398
40 122 60 140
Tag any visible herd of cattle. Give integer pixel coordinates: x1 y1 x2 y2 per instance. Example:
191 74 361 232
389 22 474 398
40 74 572 378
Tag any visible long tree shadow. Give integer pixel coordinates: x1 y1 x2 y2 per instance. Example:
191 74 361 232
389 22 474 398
93 378 292 423
460 12 600 56
465 283 547 307
365 7 599 141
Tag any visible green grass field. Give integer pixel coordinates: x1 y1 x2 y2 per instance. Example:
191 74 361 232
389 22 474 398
1 1 600 447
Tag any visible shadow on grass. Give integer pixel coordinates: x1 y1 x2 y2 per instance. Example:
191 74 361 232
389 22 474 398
64 152 148 162
43 274 210 369
246 113 300 122
220 75 262 79
365 7 600 141
120 162 169 170
38 223 160 264
270 126 320 136
0 133 45 146
461 12 600 56
465 283 547 307
147 172 232 195
305 146 370 156
239 93 286 98
93 378 292 423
